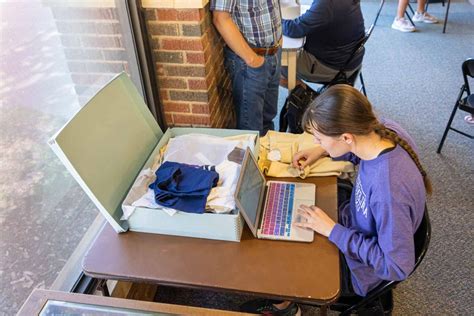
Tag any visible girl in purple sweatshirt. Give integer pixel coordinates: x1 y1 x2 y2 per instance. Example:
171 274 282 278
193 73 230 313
240 84 431 315
293 85 432 297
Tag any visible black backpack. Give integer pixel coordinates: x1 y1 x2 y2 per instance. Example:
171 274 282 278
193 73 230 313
279 84 319 134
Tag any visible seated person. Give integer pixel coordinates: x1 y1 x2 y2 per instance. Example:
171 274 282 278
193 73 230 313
241 85 430 315
281 0 365 84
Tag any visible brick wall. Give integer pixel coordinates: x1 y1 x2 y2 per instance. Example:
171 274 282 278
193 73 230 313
50 6 128 106
145 4 235 128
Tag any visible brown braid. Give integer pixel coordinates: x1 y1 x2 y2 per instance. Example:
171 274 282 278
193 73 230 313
374 124 433 195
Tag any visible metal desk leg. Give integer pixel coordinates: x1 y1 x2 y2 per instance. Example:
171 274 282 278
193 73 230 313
443 0 451 33
320 304 328 316
97 279 110 297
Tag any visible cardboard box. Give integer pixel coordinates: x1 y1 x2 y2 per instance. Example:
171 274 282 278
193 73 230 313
49 73 259 242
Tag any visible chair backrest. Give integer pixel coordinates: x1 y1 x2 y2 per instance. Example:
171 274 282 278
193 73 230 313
413 205 432 271
326 24 374 86
462 58 474 95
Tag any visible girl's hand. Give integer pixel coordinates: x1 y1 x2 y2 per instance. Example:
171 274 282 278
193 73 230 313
292 147 327 170
294 205 336 237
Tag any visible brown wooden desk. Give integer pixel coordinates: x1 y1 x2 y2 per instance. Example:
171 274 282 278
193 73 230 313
82 176 339 307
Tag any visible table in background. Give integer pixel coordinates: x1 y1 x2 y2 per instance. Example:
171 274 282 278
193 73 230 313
281 4 309 92
82 176 340 311
282 36 304 92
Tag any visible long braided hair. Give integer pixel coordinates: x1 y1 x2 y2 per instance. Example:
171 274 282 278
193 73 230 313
302 84 432 195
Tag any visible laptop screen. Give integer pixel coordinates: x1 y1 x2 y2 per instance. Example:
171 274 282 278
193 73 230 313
235 149 266 234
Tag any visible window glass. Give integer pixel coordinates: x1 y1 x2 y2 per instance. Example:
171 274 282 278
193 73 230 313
0 0 143 311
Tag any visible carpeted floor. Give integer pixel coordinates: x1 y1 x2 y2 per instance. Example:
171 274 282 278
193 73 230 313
154 1 474 315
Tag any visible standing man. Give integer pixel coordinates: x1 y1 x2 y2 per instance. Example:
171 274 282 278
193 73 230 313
211 0 282 135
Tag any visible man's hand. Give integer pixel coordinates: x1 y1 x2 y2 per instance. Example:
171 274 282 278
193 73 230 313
247 54 265 68
294 205 336 237
213 11 263 68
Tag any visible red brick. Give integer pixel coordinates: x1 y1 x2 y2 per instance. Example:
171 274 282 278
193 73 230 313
188 79 207 90
144 9 157 21
156 64 165 76
169 90 208 102
173 114 194 125
186 52 205 64
163 102 190 113
177 9 204 22
158 65 206 77
192 115 211 125
148 23 179 36
160 89 169 101
156 9 178 21
159 78 187 89
161 38 204 51
164 113 173 125
191 103 210 114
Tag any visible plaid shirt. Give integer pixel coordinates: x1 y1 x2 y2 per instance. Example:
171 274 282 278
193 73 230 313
210 0 282 48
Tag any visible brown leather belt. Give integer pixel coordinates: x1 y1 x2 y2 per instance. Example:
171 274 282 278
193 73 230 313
251 39 282 56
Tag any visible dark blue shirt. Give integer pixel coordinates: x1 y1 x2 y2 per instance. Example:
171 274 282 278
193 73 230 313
149 162 219 214
282 0 365 70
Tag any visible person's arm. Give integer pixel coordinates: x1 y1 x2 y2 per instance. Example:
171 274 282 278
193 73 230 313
328 200 416 281
212 11 264 68
282 0 333 38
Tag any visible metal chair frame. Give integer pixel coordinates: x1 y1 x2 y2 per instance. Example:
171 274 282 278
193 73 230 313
376 0 452 33
437 58 474 153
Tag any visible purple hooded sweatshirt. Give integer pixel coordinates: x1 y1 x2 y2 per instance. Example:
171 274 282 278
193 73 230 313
329 119 426 296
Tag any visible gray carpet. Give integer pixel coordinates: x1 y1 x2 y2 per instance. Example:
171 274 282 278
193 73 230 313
153 1 474 315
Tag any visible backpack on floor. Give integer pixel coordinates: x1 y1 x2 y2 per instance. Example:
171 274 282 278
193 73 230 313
279 84 319 134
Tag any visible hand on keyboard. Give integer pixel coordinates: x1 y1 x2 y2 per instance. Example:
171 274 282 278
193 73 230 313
294 204 336 237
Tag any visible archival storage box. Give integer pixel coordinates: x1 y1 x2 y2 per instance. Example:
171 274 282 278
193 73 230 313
49 73 259 242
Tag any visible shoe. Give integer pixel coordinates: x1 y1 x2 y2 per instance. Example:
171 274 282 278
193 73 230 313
412 11 438 24
239 299 301 316
465 115 474 125
391 18 415 32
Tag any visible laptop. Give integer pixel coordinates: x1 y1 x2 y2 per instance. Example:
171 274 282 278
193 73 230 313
234 148 315 242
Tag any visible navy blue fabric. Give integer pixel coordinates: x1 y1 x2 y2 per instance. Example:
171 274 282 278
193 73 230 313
149 161 219 214
282 0 365 70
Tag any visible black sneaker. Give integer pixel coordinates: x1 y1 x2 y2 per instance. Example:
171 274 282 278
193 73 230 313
239 299 301 316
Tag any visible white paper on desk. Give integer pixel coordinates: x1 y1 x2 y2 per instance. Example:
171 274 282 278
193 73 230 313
164 134 239 166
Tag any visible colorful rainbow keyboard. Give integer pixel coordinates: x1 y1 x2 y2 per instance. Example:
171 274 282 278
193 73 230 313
261 182 295 237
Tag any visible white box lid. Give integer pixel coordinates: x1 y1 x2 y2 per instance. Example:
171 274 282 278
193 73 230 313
48 73 163 232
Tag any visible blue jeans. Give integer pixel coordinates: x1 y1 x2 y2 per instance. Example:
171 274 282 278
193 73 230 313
224 46 282 135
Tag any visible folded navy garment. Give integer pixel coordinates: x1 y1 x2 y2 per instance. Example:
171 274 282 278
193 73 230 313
149 161 219 213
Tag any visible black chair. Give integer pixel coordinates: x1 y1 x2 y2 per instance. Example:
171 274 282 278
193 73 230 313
312 0 386 97
377 0 452 34
329 206 432 315
437 58 474 154
424 0 452 34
